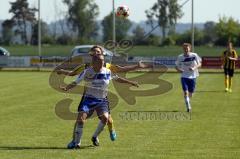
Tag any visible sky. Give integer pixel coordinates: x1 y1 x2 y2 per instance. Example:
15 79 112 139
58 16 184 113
0 0 240 23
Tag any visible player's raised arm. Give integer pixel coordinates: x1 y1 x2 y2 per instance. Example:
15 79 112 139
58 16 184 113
228 50 238 61
61 70 86 91
61 81 77 91
113 75 139 87
57 69 75 76
112 60 153 73
57 64 85 76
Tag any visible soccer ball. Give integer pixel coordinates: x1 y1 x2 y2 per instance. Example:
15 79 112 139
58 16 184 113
116 5 130 18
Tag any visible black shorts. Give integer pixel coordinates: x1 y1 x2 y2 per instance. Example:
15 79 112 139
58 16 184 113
224 68 234 77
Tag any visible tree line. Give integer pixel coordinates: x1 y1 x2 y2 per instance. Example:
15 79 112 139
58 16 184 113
1 0 239 46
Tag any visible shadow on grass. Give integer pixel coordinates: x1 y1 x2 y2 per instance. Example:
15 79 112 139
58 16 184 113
124 110 180 112
0 145 95 150
195 90 224 93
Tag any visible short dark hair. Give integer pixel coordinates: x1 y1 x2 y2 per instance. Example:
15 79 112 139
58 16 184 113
182 43 192 47
89 45 104 55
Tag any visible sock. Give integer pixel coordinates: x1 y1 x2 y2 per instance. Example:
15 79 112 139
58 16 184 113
73 123 83 145
184 96 191 110
93 121 106 138
229 77 232 89
107 117 115 132
225 76 229 89
72 122 77 140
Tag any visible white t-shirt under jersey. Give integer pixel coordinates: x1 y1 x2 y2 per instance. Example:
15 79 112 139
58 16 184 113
175 52 202 79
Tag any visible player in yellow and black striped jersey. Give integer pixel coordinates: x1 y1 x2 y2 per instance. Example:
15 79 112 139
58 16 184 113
56 45 152 142
221 42 238 92
57 60 147 75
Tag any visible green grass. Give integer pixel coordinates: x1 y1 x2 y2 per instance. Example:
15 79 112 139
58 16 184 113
0 72 240 158
3 45 240 57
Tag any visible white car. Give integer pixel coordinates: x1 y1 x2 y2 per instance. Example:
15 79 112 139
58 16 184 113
71 45 113 57
0 47 10 56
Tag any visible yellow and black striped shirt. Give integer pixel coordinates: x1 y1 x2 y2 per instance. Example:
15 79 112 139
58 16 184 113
74 63 119 74
222 49 238 69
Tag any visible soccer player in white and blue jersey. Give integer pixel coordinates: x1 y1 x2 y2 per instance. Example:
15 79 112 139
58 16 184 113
61 52 139 149
175 43 202 112
57 45 152 142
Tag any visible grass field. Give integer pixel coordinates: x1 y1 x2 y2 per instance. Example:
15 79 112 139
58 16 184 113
0 71 240 159
3 45 240 57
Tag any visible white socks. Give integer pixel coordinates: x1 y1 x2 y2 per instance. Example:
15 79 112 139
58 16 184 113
74 123 83 145
93 121 106 138
73 120 107 145
184 96 191 110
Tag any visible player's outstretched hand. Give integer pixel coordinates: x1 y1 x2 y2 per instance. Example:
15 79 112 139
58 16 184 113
228 57 235 60
189 67 196 71
131 81 139 87
56 69 63 75
60 86 68 91
138 60 153 69
177 69 184 73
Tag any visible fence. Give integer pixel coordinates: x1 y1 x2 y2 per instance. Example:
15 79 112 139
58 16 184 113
1 56 240 69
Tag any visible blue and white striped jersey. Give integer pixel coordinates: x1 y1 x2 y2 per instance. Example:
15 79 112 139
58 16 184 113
175 52 202 79
74 67 117 99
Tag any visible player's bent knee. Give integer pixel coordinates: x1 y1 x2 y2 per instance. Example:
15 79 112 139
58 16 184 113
101 117 108 125
76 112 87 125
76 117 85 125
76 119 85 125
189 93 193 97
100 113 109 124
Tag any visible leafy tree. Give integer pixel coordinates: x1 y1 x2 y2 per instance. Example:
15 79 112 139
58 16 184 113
203 21 217 44
1 20 14 45
102 12 132 42
146 34 161 46
215 16 240 46
31 20 49 45
56 34 74 45
132 25 146 45
168 0 182 32
146 0 183 41
9 0 37 44
41 35 56 45
161 36 175 46
176 28 204 46
194 28 205 46
175 31 191 45
63 0 99 42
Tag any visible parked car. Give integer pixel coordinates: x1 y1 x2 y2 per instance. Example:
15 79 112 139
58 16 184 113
0 47 10 56
71 45 113 57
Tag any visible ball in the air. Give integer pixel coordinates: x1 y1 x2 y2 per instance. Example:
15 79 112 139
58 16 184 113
116 5 130 18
